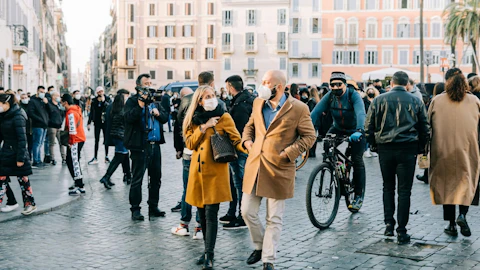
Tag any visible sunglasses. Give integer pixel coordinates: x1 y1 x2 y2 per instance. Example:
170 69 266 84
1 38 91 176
330 82 344 88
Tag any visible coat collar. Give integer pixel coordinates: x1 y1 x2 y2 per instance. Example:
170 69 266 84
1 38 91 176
258 93 294 133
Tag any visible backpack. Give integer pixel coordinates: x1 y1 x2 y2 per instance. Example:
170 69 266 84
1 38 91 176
317 88 355 137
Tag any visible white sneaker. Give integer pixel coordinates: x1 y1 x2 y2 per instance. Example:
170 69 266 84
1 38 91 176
1 204 19 212
193 226 203 240
371 151 378 157
171 224 190 236
21 205 37 216
364 149 372 158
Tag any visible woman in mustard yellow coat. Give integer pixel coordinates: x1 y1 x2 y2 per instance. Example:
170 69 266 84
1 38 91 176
183 85 246 270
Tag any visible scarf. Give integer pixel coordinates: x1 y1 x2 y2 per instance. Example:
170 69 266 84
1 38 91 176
192 104 225 126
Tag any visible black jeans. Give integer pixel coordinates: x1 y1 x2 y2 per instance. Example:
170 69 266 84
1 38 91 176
443 205 469 221
328 127 366 196
378 144 417 234
198 204 220 255
226 170 237 217
27 134 33 161
67 142 85 188
94 123 108 159
129 143 162 212
104 153 131 180
6 178 17 205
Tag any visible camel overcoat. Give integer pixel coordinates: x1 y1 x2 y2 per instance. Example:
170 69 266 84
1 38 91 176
185 113 247 208
428 93 480 206
241 95 316 200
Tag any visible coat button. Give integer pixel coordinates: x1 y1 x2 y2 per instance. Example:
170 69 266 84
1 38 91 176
201 147 204 150
202 161 205 164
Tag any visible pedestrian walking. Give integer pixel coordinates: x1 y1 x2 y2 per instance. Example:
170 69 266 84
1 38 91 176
88 86 111 164
19 93 32 160
363 86 379 158
43 86 56 164
46 91 66 165
428 68 480 237
183 85 246 269
0 93 37 215
365 71 430 244
27 86 49 168
242 70 316 270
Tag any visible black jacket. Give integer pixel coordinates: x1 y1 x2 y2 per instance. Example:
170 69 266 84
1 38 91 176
229 90 255 135
88 96 111 125
0 105 32 176
109 106 125 140
27 96 49 128
363 96 372 114
161 94 171 115
365 86 430 151
47 101 64 129
124 94 169 151
174 94 193 153
19 103 32 135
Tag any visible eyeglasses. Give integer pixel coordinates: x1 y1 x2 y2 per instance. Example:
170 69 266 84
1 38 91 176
330 82 344 88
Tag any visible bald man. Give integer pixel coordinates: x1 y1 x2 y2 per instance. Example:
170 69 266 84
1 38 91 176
241 70 316 269
180 87 193 98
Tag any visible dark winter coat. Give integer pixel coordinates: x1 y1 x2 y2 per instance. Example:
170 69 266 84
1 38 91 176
0 104 32 176
229 90 255 135
19 103 32 135
47 101 64 129
88 96 111 125
27 96 49 128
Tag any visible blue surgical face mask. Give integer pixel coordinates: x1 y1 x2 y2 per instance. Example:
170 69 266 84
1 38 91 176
38 93 46 99
56 97 61 103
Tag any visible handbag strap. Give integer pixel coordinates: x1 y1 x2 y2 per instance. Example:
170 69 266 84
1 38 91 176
212 126 220 135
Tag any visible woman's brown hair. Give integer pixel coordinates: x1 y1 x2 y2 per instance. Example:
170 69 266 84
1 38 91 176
445 68 467 102
433 82 445 96
468 76 480 93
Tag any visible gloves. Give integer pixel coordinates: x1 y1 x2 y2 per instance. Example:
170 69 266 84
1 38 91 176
349 132 363 142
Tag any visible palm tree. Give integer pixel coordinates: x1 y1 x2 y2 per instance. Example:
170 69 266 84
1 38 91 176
443 0 480 73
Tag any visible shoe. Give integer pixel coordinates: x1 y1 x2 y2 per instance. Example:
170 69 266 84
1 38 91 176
68 184 75 190
43 155 52 164
62 159 67 165
203 252 214 270
171 224 190 236
99 177 112 190
123 173 132 184
223 217 248 230
88 158 99 165
171 201 182 212
397 233 411 245
196 253 205 265
416 174 428 184
131 210 145 221
106 179 115 186
263 263 274 270
105 157 110 163
456 214 472 237
193 226 203 240
371 151 378 157
444 223 458 236
32 162 45 169
69 187 86 196
51 160 57 166
384 223 394 237
219 214 236 224
149 207 166 217
348 195 363 211
21 205 37 216
363 149 373 158
247 249 262 265
1 203 19 212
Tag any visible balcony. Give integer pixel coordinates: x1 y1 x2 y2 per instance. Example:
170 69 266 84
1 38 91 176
277 45 287 53
245 44 257 53
222 44 234 54
207 37 214 45
128 38 134 45
243 69 258 78
334 38 344 45
118 59 136 69
290 53 321 60
347 37 358 45
12 25 29 54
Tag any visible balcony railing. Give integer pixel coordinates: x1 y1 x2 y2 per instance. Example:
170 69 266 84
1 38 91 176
12 25 28 53
245 44 256 52
243 69 258 77
207 37 214 44
347 37 358 45
334 38 344 45
222 44 233 53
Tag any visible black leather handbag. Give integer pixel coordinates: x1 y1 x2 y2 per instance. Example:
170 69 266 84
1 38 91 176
210 127 237 163
60 130 69 146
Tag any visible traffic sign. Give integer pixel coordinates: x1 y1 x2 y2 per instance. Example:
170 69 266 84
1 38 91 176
440 58 449 68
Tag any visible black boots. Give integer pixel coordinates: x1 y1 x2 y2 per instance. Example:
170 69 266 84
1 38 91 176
148 207 166 220
384 224 394 237
99 176 111 190
202 252 214 270
247 250 262 265
456 214 471 237
131 210 144 221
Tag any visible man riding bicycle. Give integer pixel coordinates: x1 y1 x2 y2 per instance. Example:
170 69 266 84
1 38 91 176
310 71 366 211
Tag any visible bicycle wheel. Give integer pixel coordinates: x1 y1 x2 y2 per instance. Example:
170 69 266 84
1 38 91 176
295 151 309 171
306 163 340 229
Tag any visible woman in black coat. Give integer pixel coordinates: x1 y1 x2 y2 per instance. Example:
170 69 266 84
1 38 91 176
0 94 37 215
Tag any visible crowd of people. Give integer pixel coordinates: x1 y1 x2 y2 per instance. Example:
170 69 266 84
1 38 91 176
0 67 479 270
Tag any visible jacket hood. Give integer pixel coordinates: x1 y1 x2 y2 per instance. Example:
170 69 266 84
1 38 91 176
67 104 82 114
2 104 24 119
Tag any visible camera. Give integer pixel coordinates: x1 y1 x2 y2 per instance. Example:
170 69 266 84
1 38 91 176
135 86 156 104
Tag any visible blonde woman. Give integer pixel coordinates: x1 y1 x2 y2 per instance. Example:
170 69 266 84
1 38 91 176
182 85 247 270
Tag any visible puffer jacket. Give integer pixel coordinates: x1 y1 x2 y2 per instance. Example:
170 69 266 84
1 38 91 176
0 104 32 176
365 86 430 151
110 110 125 139
229 90 255 135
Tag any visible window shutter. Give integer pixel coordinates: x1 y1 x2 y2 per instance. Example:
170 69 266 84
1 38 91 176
205 48 208 59
165 26 168 37
289 18 293 33
155 26 158 37
364 51 368 64
147 48 150 60
298 63 302 77
288 63 293 77
308 63 312 78
192 48 194 59
355 51 360 64
173 26 176 37
344 51 349 65
182 48 185 60
374 51 378 64
396 24 400 37
277 9 280 25
165 48 168 60
298 18 302 33
155 48 158 59
423 23 428 37
182 25 185 37
332 51 336 64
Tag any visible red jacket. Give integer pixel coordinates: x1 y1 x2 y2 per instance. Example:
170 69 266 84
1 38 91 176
65 105 86 144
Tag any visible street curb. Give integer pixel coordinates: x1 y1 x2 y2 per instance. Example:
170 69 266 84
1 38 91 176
0 195 81 224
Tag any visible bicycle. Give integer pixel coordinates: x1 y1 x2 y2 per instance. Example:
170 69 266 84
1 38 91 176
295 151 309 171
305 133 362 229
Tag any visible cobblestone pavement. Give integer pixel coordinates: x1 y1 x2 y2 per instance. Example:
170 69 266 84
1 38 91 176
1 131 479 270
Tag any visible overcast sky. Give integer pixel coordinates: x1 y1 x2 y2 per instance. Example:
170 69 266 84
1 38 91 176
62 0 111 73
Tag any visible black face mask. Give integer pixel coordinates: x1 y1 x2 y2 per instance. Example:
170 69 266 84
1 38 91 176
375 85 382 91
367 93 375 98
301 96 308 101
332 89 344 96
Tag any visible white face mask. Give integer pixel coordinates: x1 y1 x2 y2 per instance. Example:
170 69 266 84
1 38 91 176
257 85 276 100
16 95 20 100
38 93 46 99
202 98 218 111
222 94 227 99
75 94 81 100
21 99 29 104
0 106 4 113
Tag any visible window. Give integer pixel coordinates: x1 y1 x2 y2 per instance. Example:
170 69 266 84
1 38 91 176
366 20 376 38
167 70 173 80
333 51 344 64
207 25 214 44
246 32 255 50
247 10 256 26
348 21 358 43
334 0 344 10
383 20 393 38
224 58 231 70
365 51 378 64
312 18 320 33
129 4 134 22
147 48 158 60
183 25 193 37
383 0 393 9
248 58 255 70
167 3 174 15
312 41 319 57
126 48 134 61
150 70 156 80
397 22 410 38
383 49 393 65
292 18 300 33
313 0 320 11
293 0 299 11
414 23 428 38
310 63 319 77
183 48 193 60
277 32 286 50
277 9 286 25
463 51 473 65
149 3 155 16
413 50 421 65
335 22 345 43
432 22 442 38
399 49 409 65
205 48 215 59
346 51 359 64
165 48 175 60
165 25 175 37
280 57 287 70
292 63 300 77
399 0 409 9
185 71 191 80
128 70 134 80
207 2 215 15
292 41 299 57
431 51 440 65
366 0 376 9
347 0 357 10
147 26 157 38
222 33 231 49
185 3 192 15
223 10 232 26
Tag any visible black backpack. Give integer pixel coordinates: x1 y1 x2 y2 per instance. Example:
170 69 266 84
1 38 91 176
317 88 354 137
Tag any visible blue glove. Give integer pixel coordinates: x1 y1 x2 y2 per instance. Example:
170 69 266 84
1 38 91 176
349 132 363 142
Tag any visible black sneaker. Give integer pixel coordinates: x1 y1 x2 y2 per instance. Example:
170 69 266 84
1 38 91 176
456 214 471 237
219 214 236 224
384 224 394 236
131 210 145 221
223 217 248 230
397 233 411 245
43 155 52 164
88 158 99 165
105 157 110 163
416 174 428 184
51 160 57 166
171 201 182 212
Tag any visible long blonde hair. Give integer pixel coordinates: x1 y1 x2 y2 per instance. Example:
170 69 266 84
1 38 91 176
182 85 214 138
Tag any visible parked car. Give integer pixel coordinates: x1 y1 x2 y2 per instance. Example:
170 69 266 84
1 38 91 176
159 81 199 92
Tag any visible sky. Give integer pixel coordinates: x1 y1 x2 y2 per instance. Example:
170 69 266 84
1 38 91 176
62 0 112 73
